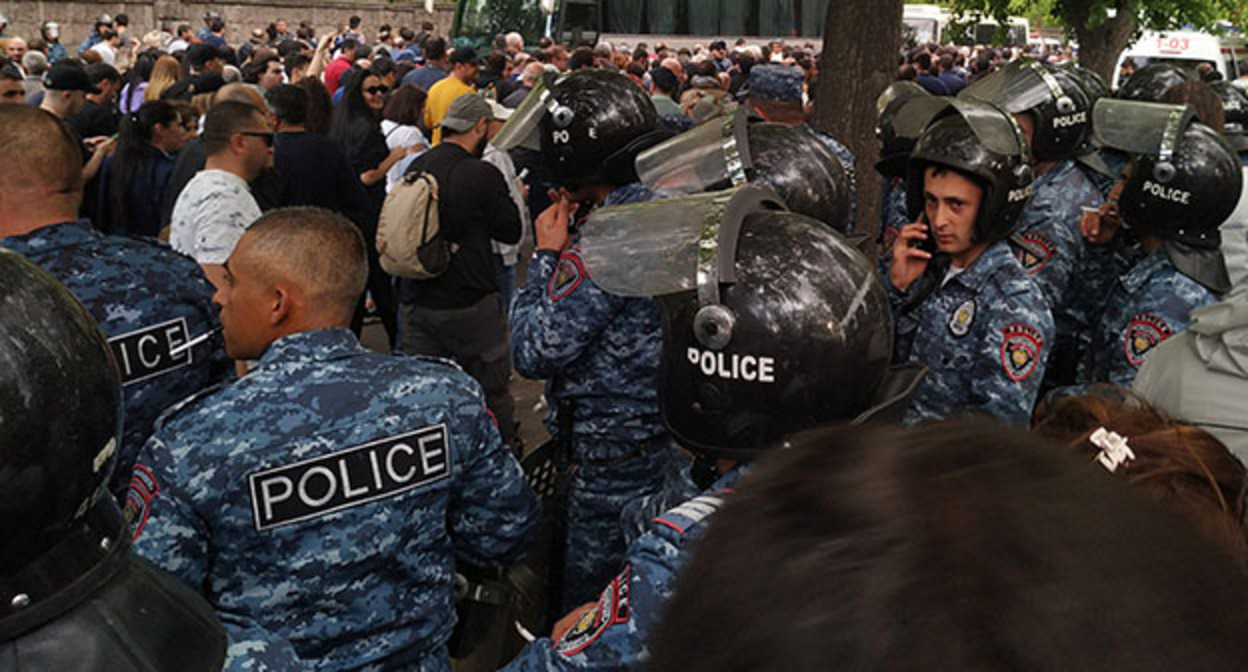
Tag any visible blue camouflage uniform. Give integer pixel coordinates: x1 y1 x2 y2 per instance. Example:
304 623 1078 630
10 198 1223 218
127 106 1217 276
1008 160 1103 387
131 328 540 671
1069 249 1217 389
1 219 232 502
886 240 1055 426
502 467 746 672
511 183 681 610
878 177 909 259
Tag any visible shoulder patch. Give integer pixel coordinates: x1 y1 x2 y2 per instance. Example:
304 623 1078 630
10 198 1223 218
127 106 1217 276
548 250 586 302
1010 232 1056 273
653 494 725 535
556 564 631 656
1123 313 1173 367
248 424 451 531
125 463 160 541
1001 323 1044 382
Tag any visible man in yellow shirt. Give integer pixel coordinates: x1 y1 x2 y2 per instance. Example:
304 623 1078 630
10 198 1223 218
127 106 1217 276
425 47 482 145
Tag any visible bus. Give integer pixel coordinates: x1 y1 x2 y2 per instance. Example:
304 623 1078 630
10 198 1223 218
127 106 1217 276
451 0 831 52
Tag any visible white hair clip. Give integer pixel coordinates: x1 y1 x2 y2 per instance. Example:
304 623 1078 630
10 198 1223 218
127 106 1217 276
1090 427 1135 473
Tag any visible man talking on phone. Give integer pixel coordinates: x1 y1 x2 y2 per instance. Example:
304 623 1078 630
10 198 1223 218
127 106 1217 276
885 99 1053 427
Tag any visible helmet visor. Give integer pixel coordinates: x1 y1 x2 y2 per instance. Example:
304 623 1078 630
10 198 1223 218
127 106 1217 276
579 185 785 297
894 96 1025 157
636 107 752 196
1093 99 1195 156
489 76 551 152
960 60 1066 114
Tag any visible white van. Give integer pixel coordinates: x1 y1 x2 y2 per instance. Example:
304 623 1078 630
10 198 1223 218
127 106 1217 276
1113 29 1248 88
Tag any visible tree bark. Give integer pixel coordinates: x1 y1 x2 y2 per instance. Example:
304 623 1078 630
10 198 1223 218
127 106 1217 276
1067 2 1137 84
812 0 903 245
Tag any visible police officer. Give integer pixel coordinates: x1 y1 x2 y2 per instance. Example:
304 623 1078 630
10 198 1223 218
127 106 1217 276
634 107 851 232
506 69 684 611
960 61 1104 390
0 104 232 504
743 63 858 231
875 80 931 256
0 250 225 670
1060 100 1240 391
502 184 921 670
131 208 540 670
886 98 1054 426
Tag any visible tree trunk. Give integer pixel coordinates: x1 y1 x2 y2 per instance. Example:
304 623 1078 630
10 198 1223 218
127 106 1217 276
1068 3 1137 84
812 0 903 245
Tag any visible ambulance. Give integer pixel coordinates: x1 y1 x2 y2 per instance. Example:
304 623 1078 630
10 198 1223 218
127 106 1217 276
1113 29 1248 88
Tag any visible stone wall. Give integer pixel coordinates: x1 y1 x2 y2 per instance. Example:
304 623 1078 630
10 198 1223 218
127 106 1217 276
1 0 456 53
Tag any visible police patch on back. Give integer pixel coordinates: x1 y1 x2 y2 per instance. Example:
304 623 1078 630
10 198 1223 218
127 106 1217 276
107 317 194 385
1123 313 1173 367
1010 232 1056 273
249 424 450 531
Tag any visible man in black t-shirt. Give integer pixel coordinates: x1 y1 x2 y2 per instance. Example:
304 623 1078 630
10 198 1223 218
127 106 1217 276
396 93 522 447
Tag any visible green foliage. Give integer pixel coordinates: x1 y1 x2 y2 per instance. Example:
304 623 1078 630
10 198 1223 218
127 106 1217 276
946 0 1239 36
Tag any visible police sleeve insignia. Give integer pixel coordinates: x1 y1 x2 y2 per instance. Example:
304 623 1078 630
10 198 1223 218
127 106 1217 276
556 564 631 656
1009 232 1056 274
1001 323 1044 382
125 463 161 541
548 250 586 302
948 299 976 337
1123 313 1173 367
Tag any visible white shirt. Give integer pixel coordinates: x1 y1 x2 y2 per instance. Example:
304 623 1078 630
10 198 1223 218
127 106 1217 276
169 38 190 53
483 143 531 266
89 41 116 66
170 169 262 265
381 120 430 151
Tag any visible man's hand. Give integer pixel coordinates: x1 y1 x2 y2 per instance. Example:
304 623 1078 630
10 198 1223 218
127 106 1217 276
534 190 578 253
889 220 933 292
1080 180 1125 246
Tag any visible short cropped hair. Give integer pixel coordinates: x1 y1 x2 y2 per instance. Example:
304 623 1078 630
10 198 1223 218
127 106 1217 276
0 105 84 200
265 84 307 125
202 99 266 155
241 207 368 322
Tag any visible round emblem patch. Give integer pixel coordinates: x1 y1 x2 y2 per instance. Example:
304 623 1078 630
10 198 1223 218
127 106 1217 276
1010 232 1057 274
948 299 976 337
1123 313 1173 367
548 250 586 302
1001 323 1044 382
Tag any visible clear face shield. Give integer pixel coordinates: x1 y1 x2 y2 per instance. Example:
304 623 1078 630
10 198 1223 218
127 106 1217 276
488 72 567 152
1093 99 1195 184
634 106 753 197
894 96 1030 158
960 59 1078 114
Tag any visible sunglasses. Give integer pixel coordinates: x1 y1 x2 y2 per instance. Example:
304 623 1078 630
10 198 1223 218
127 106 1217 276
239 131 275 147
365 85 390 96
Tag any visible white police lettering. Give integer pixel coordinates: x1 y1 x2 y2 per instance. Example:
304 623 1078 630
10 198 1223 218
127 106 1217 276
108 317 192 386
686 347 776 383
249 425 450 531
1007 184 1035 203
1142 179 1191 205
1052 110 1087 128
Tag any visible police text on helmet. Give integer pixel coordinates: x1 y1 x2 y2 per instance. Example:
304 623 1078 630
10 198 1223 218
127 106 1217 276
686 347 776 383
1143 180 1191 205
1052 111 1087 128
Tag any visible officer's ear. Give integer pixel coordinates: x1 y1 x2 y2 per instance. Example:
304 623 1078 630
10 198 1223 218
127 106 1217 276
269 282 292 326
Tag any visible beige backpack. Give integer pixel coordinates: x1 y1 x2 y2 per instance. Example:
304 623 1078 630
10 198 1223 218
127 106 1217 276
376 170 458 279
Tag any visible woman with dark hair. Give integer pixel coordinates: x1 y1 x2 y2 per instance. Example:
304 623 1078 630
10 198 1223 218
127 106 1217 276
329 67 413 346
119 49 159 115
380 83 430 191
296 76 333 134
97 100 196 236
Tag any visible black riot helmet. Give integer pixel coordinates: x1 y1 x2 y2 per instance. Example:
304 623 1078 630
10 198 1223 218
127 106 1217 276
636 109 851 232
537 69 659 188
1210 80 1248 152
1118 62 1194 102
1096 99 1240 293
875 80 931 179
578 185 922 460
902 98 1035 243
1064 63 1109 105
961 59 1092 162
0 250 123 577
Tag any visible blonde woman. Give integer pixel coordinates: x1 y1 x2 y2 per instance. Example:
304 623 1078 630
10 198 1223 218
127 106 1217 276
144 55 181 102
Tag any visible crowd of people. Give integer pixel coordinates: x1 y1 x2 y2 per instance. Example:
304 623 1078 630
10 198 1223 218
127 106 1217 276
3 7 1248 672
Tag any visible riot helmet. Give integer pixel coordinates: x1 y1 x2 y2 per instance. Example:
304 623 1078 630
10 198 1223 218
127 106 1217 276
875 80 931 179
1064 63 1109 105
41 21 61 41
0 250 122 577
1095 99 1240 293
901 97 1035 243
961 59 1092 162
635 108 851 232
1210 80 1248 152
537 69 659 188
578 185 922 460
1118 62 1194 102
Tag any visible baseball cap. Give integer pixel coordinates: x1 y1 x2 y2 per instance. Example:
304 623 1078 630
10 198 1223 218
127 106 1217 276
747 64 804 103
42 63 102 94
439 93 492 132
449 46 485 66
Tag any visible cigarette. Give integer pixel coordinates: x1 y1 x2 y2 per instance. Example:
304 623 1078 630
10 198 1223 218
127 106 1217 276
169 327 221 357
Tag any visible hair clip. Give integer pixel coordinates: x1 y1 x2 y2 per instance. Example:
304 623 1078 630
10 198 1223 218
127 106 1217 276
1090 427 1135 473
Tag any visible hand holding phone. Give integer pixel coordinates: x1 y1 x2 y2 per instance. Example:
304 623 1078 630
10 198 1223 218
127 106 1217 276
890 214 935 292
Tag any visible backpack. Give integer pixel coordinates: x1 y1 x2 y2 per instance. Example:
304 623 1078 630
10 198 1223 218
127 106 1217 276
376 169 458 279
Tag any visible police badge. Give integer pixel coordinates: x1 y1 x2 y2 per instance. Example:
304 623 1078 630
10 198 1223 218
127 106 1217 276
1009 232 1056 274
948 299 976 337
1001 323 1044 382
1123 313 1173 367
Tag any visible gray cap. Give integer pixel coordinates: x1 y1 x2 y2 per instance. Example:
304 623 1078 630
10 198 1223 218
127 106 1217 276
439 93 492 132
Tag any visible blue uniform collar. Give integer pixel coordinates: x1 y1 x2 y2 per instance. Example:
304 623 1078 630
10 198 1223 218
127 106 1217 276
256 328 365 369
942 239 1016 293
2 219 99 255
1120 248 1171 294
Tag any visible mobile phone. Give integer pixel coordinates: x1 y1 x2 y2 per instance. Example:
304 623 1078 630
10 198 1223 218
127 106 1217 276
913 214 937 254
